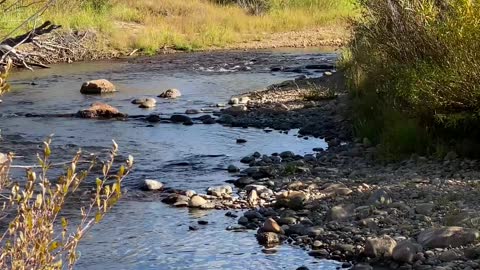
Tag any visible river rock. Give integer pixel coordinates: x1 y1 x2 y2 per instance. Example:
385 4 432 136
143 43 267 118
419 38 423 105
143 179 163 191
262 218 284 234
189 195 207 208
415 203 435 215
238 96 250 104
139 98 157 108
229 97 239 105
368 188 392 205
329 204 355 221
256 232 280 246
321 182 353 196
217 114 234 124
364 235 397 258
76 102 126 119
276 190 307 210
131 97 148 104
202 118 216 124
173 200 189 207
236 138 247 144
240 155 255 164
185 109 200 114
280 151 295 159
158 88 181 99
146 114 161 123
207 185 233 197
80 79 116 94
392 240 422 263
234 177 254 187
170 114 192 123
185 190 196 197
223 105 247 115
352 263 373 270
247 189 259 206
439 249 463 262
417 227 479 248
227 165 240 173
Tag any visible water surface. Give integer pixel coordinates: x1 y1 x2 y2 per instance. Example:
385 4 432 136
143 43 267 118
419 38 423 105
0 49 339 270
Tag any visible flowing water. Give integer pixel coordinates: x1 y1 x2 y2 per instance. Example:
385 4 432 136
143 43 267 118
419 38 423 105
0 48 342 269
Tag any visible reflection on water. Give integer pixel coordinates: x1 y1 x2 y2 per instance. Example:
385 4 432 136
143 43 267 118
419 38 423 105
0 49 337 269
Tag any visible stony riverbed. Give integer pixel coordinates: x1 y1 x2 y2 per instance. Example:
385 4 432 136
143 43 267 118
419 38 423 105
145 72 480 270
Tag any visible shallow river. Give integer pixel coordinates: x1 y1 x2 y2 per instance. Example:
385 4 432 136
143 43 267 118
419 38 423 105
0 48 342 269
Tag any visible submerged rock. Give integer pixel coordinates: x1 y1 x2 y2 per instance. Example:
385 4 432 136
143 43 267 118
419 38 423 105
80 79 116 94
170 114 192 123
76 102 126 119
146 114 161 123
158 88 181 99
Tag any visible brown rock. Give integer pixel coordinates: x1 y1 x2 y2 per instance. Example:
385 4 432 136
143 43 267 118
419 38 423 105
364 235 397 258
80 79 116 94
262 218 284 234
76 102 126 119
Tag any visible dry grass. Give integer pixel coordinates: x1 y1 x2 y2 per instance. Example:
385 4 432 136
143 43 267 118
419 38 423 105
1 0 356 54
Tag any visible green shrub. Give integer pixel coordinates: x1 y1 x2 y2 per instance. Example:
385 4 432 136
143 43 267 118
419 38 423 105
346 0 480 158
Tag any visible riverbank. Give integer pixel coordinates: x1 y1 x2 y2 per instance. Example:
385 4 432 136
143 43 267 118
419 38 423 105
148 73 480 270
2 0 354 65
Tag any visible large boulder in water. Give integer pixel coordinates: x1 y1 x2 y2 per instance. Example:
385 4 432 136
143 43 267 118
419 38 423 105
80 79 116 94
77 102 126 119
158 88 181 99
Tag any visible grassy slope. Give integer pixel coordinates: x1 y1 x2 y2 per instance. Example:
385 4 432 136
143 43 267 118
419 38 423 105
1 0 356 54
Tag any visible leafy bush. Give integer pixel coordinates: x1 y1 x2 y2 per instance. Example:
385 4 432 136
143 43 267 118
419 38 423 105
0 138 133 269
346 0 480 157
